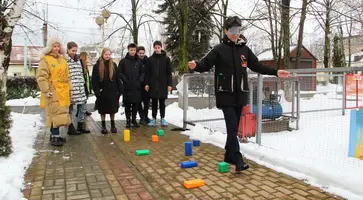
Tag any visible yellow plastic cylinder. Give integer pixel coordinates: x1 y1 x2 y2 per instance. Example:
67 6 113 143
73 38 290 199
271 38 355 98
124 130 130 142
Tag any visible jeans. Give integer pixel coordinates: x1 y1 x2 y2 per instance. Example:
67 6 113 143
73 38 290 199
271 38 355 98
221 105 245 167
69 103 86 123
50 125 60 136
151 98 166 119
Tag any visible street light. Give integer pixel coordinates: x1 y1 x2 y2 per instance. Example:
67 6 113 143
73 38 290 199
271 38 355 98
95 9 110 52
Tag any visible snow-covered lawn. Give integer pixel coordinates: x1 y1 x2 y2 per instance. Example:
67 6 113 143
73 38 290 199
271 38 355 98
0 113 42 200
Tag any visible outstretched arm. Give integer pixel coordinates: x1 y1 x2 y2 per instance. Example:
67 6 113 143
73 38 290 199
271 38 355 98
247 47 278 76
189 48 218 72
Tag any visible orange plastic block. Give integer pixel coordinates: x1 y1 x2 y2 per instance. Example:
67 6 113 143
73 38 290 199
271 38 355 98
152 135 158 142
183 179 204 189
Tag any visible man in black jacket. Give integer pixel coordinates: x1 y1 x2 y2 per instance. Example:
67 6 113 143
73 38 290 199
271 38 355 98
136 46 150 124
145 41 172 126
118 43 145 128
188 16 290 174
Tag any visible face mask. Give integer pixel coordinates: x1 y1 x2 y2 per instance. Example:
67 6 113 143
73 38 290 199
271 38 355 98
228 26 242 35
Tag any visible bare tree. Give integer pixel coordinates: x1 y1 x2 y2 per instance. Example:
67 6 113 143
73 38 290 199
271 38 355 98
309 0 338 68
103 0 161 45
0 0 26 91
295 0 310 70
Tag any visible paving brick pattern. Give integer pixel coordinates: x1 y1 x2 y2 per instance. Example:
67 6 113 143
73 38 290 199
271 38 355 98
23 116 345 200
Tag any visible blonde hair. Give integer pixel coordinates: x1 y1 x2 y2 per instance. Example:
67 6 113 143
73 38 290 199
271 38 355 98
79 52 88 73
98 48 113 81
41 37 66 57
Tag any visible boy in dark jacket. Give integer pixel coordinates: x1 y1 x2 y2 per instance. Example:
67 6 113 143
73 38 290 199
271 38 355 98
188 16 290 174
145 41 172 126
136 46 150 124
118 43 145 128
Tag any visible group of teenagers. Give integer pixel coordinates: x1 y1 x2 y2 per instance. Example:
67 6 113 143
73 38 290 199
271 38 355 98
37 15 290 173
37 37 172 147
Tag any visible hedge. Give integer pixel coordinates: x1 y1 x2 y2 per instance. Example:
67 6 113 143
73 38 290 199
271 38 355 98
6 76 39 100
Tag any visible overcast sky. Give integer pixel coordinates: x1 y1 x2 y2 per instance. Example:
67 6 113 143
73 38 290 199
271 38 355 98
12 0 326 56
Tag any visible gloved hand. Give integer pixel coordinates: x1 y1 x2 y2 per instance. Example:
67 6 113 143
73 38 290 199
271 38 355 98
44 92 53 98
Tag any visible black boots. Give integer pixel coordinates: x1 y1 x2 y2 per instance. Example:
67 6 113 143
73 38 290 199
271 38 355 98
126 119 131 128
101 121 108 134
67 123 81 135
77 122 90 134
132 120 140 128
110 120 117 133
126 119 140 128
51 136 64 146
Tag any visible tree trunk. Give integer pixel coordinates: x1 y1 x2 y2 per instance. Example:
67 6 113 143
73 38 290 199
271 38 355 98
295 0 308 70
178 0 189 73
281 0 290 69
220 0 228 38
0 0 26 157
323 1 331 68
131 0 138 44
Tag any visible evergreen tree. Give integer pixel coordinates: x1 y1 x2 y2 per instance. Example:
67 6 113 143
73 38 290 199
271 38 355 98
0 81 12 157
155 0 215 72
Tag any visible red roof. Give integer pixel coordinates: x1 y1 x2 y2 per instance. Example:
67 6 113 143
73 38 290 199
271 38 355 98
10 45 43 64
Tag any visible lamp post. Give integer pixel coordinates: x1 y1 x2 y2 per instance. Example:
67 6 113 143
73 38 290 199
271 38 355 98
95 9 110 53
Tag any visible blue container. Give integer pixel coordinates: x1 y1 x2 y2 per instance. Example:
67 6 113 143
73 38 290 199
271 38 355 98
181 161 198 168
184 142 192 156
193 139 200 146
252 103 283 119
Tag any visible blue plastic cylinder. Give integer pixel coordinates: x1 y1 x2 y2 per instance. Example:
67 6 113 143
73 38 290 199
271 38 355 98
193 139 200 146
181 161 198 168
185 142 192 156
252 103 283 119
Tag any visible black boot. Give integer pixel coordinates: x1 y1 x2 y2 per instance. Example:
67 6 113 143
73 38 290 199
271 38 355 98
51 136 64 146
126 119 131 128
49 135 67 143
77 122 90 134
101 121 108 134
67 123 81 135
236 164 250 174
110 120 117 133
86 111 92 116
132 120 140 128
139 118 147 125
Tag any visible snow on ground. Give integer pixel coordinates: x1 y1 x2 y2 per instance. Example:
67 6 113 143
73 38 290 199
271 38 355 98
0 113 42 200
6 97 40 106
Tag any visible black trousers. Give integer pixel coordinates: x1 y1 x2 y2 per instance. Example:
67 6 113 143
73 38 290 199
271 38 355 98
222 105 245 167
138 96 150 120
151 98 166 119
124 103 139 121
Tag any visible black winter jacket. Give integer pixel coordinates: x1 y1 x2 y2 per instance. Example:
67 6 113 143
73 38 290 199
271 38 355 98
195 35 278 108
145 50 172 99
117 53 145 103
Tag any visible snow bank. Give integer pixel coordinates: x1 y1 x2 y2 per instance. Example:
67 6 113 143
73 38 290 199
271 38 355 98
0 112 42 200
6 97 40 106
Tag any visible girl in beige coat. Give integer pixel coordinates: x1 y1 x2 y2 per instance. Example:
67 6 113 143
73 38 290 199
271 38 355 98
37 37 71 146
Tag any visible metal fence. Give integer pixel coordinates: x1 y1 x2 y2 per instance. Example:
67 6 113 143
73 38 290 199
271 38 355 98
181 66 363 170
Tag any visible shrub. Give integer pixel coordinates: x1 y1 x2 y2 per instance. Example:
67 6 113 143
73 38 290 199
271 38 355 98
0 81 13 157
6 76 39 100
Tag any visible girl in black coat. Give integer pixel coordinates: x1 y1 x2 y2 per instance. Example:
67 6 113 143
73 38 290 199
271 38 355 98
118 43 145 128
92 48 123 134
145 41 172 126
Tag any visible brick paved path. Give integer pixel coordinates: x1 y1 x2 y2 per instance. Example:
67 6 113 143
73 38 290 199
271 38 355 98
23 116 344 200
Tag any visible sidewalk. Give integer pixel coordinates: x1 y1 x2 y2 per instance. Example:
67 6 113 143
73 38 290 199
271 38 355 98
23 116 344 200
